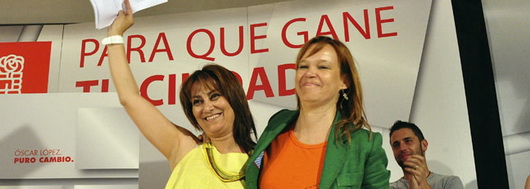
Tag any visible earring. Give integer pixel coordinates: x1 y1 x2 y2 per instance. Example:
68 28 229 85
341 89 349 101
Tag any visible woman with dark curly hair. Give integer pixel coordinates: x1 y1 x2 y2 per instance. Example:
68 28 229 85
105 1 256 188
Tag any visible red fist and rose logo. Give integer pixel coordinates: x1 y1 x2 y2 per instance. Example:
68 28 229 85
0 41 51 94
0 54 25 94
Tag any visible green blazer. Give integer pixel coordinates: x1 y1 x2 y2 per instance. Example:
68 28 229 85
245 109 390 189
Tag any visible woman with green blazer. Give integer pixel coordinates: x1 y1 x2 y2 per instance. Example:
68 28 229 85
245 36 390 189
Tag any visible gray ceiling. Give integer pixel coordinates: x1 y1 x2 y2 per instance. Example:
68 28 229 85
0 0 287 25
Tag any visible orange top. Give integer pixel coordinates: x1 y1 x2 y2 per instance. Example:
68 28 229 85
259 128 327 189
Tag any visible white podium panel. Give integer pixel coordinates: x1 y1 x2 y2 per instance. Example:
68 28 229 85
0 93 138 179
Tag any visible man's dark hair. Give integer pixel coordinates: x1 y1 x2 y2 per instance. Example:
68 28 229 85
389 120 425 141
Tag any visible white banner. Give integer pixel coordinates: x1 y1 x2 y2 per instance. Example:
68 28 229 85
58 0 432 129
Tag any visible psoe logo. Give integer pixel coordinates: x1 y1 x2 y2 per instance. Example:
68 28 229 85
0 41 51 94
0 55 25 94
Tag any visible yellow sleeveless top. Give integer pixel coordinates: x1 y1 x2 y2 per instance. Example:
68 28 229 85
165 144 248 189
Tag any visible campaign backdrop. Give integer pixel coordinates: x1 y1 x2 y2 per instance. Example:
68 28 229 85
58 0 432 129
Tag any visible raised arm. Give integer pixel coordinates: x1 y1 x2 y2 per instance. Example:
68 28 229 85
106 0 198 168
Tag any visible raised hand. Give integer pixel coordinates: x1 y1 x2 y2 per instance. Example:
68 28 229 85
108 0 134 36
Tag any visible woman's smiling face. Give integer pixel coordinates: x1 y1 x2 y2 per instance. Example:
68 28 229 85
295 44 347 106
191 83 235 138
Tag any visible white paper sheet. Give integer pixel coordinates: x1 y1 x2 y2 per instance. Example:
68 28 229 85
89 0 167 29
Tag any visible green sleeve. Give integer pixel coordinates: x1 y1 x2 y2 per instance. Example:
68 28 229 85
362 132 390 189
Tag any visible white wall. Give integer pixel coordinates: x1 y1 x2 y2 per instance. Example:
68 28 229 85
380 0 477 188
482 0 530 188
